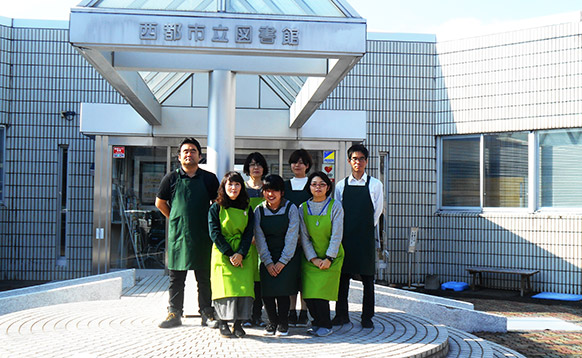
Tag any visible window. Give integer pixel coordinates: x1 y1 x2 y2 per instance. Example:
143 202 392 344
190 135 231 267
441 137 480 207
440 132 529 210
440 128 582 211
484 132 528 208
539 129 582 208
57 144 69 262
0 125 4 204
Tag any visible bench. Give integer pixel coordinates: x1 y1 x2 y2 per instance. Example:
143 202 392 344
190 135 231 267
466 267 539 297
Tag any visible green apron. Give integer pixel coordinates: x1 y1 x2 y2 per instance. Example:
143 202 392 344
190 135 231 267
258 203 300 297
167 169 212 271
247 188 265 282
341 176 376 276
284 180 312 207
210 206 255 300
301 198 344 301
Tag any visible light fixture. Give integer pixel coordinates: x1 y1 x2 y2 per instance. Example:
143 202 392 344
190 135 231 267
60 111 76 121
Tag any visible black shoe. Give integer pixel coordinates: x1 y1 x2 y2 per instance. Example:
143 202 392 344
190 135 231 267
158 312 182 328
219 321 233 338
331 315 350 326
288 309 298 327
233 321 246 338
242 320 253 328
264 323 277 335
296 310 308 327
253 318 266 327
361 318 374 328
201 307 216 327
276 322 289 336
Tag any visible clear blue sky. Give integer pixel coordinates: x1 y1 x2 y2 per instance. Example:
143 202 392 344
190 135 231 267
2 0 581 36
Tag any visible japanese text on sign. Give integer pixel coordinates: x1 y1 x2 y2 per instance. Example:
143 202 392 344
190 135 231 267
140 23 299 46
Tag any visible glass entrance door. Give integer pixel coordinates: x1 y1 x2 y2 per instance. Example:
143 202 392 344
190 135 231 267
91 137 349 274
110 145 168 269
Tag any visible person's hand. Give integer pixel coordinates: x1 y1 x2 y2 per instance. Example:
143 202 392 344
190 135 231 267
230 253 243 267
319 258 331 270
266 263 278 277
311 258 322 268
274 261 286 274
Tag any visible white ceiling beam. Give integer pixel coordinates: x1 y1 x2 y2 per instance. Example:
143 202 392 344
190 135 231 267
289 57 361 129
112 52 328 76
74 48 162 125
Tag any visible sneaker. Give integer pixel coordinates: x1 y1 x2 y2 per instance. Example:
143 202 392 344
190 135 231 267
264 323 277 335
158 312 182 329
219 321 233 338
288 309 298 327
296 310 309 327
276 323 289 336
306 326 319 335
361 319 374 329
242 320 253 328
253 318 266 327
314 327 333 337
331 315 350 326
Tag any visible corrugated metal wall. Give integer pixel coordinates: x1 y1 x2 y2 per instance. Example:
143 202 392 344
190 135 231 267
0 23 124 281
324 25 582 294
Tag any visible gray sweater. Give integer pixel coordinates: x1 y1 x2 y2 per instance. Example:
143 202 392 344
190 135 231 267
299 197 344 261
254 200 299 266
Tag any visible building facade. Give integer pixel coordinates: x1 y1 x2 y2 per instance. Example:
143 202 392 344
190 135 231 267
1 12 581 293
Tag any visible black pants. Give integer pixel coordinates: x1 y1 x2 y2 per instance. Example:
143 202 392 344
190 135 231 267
335 273 375 321
252 281 263 320
168 269 211 315
305 298 331 329
262 296 290 325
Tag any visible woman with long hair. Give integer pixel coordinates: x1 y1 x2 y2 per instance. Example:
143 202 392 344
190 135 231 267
208 171 255 338
299 171 344 337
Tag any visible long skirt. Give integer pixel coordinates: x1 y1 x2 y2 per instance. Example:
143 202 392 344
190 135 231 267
213 296 253 321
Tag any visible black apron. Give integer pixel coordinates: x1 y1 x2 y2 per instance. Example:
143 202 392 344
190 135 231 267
341 176 376 276
283 180 312 207
258 203 300 297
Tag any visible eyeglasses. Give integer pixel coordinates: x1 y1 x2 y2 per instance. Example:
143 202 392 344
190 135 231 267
350 157 366 162
249 162 262 168
310 183 327 188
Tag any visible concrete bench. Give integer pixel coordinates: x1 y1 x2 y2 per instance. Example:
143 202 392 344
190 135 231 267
466 267 539 297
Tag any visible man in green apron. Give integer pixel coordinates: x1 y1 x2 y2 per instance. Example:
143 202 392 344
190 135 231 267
155 138 219 328
332 144 384 329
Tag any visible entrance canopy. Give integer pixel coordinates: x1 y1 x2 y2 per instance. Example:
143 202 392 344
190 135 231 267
69 0 366 129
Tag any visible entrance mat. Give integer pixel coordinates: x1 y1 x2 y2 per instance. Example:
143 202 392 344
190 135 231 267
532 292 582 301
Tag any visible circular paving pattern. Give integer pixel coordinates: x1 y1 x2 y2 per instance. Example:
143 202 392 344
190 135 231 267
0 295 449 358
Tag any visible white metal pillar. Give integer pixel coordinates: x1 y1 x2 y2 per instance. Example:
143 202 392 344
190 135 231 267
207 70 236 179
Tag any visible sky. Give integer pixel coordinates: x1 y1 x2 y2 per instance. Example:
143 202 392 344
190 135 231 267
2 0 582 39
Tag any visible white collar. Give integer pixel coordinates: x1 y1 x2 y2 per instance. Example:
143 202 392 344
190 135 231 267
348 172 368 184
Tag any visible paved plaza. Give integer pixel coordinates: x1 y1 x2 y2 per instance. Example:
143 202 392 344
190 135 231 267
3 271 574 357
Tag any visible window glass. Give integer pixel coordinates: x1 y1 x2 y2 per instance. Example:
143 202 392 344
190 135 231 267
0 126 4 203
484 132 528 207
539 129 582 208
441 137 480 207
